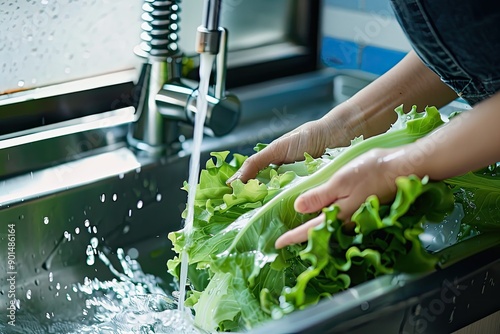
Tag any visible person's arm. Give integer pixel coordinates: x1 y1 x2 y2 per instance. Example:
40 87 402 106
275 91 500 249
405 90 500 179
230 50 458 183
323 50 458 142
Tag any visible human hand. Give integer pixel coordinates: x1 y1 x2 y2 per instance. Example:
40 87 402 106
227 119 343 184
275 147 406 249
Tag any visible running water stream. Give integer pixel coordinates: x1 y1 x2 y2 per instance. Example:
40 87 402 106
178 53 216 312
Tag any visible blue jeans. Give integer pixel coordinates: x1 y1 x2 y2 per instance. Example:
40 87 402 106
390 0 500 106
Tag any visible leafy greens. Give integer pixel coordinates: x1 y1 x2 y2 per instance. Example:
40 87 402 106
167 105 500 332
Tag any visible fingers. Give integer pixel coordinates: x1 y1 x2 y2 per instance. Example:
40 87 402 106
227 154 267 184
330 196 362 222
275 199 359 249
294 180 342 214
227 141 287 184
275 214 325 249
276 198 360 249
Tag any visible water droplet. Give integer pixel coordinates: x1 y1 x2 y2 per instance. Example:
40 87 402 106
112 193 118 201
26 289 32 299
17 80 25 87
64 67 71 74
75 227 80 234
46 312 51 319
156 193 162 202
49 272 53 282
123 225 130 234
43 216 49 224
137 200 144 209
135 167 141 174
64 231 71 241
92 226 98 234
35 279 40 286
128 209 132 217
19 214 25 220
66 293 72 301
84 219 90 227
86 245 95 266
100 194 106 202
127 247 139 259
90 237 98 249
119 173 125 179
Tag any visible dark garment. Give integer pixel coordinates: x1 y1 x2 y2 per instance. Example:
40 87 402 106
390 0 500 106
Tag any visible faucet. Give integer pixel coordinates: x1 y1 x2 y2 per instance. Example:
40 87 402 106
128 0 240 156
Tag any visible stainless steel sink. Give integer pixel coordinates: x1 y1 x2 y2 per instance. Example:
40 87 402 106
0 70 499 333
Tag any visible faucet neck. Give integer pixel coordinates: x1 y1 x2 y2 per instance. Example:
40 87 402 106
201 0 222 32
196 0 223 55
129 0 240 156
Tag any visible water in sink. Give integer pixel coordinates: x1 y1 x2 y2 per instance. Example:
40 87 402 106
4 247 204 334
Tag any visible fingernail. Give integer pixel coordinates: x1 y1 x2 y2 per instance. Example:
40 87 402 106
275 235 286 249
294 197 308 213
226 171 242 185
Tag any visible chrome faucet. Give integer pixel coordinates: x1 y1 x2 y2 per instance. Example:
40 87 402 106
128 0 240 156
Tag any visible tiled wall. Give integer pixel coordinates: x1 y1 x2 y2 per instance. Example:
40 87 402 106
321 0 411 75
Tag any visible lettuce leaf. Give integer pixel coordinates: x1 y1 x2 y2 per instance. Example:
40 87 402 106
167 105 497 332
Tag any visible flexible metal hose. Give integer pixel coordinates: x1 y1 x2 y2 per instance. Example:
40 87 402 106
138 0 182 58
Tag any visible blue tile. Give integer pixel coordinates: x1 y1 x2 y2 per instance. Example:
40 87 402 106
324 0 359 11
360 45 406 75
321 37 407 75
362 0 393 13
321 37 361 70
324 0 396 18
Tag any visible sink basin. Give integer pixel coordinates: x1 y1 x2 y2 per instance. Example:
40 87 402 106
0 70 499 333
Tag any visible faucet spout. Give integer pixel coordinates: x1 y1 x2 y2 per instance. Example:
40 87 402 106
196 0 223 54
128 0 240 156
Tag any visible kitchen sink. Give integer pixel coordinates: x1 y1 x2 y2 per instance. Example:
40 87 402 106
0 70 499 333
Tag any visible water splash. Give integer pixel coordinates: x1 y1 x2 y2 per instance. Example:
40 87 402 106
15 247 205 334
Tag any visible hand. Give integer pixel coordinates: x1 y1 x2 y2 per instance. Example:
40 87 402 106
227 117 352 184
275 147 406 249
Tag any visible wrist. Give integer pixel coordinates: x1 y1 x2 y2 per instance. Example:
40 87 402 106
320 101 367 148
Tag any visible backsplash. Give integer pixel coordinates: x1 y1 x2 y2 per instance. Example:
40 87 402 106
321 0 411 74
0 0 410 95
0 0 289 95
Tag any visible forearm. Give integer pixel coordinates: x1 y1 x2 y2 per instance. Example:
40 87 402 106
322 50 458 147
402 91 500 180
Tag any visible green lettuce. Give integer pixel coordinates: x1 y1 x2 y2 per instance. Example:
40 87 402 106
167 105 499 332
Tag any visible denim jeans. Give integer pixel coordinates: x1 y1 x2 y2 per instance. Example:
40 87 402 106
390 0 500 106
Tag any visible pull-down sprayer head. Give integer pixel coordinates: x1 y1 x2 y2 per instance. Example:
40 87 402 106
196 0 222 54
